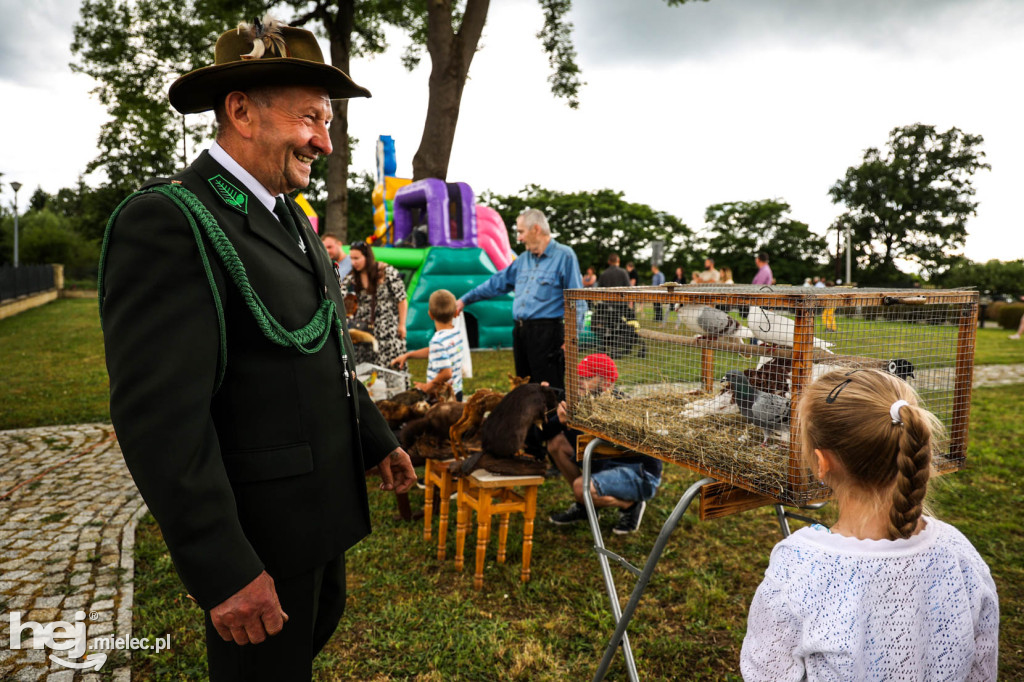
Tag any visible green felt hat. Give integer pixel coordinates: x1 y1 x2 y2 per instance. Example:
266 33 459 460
169 17 370 114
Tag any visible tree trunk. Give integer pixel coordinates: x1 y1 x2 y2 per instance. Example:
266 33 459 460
411 0 489 181
325 3 355 241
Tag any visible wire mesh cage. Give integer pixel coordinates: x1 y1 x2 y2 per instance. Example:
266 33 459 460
564 285 978 506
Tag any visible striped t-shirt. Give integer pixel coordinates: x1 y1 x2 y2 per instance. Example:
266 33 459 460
427 327 463 396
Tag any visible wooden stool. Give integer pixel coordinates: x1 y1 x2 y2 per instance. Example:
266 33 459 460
423 457 457 560
455 468 545 589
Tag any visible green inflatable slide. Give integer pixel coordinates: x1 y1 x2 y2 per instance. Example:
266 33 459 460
370 246 513 350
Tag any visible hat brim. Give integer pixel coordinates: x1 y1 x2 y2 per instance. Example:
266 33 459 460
169 58 371 114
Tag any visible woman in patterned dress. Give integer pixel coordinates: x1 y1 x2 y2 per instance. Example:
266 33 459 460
344 243 408 388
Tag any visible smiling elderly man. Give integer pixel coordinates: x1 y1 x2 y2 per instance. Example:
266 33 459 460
98 17 414 681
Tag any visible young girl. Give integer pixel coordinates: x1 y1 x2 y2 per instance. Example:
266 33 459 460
741 368 999 681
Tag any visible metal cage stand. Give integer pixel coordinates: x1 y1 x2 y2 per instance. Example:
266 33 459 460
581 437 827 682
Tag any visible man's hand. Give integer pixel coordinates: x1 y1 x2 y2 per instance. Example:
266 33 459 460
377 447 416 493
210 571 288 645
455 299 465 316
414 381 432 393
556 400 568 425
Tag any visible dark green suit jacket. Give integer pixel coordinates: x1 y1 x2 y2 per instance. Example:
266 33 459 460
101 151 399 610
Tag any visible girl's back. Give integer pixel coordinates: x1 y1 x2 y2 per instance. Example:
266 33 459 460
742 517 998 681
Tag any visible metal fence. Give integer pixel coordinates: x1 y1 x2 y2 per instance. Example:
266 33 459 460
0 265 56 302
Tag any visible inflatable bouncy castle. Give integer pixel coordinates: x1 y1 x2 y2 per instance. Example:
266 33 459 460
363 135 517 349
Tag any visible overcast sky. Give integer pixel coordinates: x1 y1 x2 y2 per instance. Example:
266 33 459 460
2 0 1022 270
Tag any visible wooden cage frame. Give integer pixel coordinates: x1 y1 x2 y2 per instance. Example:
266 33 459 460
564 285 978 506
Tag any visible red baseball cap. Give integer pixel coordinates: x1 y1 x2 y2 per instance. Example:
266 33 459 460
577 353 618 384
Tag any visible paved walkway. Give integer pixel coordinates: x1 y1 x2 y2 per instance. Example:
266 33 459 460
2 365 1023 680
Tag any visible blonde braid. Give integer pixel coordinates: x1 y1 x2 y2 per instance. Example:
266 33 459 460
887 404 932 539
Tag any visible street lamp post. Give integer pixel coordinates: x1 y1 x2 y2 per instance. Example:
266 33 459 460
845 223 852 285
11 181 22 268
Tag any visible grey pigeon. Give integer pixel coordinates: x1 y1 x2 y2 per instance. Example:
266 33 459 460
723 370 790 444
697 306 754 339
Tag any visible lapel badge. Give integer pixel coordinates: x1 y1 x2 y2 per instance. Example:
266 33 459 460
208 174 249 215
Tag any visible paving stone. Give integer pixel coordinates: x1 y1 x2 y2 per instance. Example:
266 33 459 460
45 670 75 682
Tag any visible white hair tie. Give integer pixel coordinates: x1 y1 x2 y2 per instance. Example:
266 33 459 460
890 399 910 424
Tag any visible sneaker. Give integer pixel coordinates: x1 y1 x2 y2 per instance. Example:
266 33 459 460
612 500 646 535
1010 334 1021 340
549 502 588 525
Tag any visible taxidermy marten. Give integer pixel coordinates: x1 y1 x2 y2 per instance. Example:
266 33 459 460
399 401 466 450
455 383 560 476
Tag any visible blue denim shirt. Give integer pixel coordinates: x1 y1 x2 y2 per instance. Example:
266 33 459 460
462 238 587 327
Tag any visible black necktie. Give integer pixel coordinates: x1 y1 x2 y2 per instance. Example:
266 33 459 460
273 197 303 248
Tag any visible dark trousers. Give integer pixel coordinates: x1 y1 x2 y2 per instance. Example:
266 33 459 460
512 318 565 390
653 303 663 322
204 554 346 681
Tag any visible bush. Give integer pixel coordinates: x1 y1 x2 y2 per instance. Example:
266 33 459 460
13 209 99 271
998 303 1024 331
986 300 1006 321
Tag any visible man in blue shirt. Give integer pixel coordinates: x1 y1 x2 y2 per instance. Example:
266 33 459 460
456 209 584 390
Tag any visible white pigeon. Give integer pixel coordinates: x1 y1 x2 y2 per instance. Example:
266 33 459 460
747 306 833 351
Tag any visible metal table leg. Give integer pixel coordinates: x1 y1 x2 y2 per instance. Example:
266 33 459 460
582 437 715 682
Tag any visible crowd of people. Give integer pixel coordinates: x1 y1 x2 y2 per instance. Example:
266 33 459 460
96 14 998 679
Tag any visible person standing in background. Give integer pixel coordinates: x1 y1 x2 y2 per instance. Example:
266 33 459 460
752 252 773 285
651 264 666 323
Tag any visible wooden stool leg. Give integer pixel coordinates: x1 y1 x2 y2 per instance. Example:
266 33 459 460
497 513 510 564
521 484 539 583
423 460 435 542
475 490 493 590
437 471 452 561
455 478 468 572
396 491 413 521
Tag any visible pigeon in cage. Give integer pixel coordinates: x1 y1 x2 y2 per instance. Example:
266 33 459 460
747 306 833 350
723 370 790 445
675 304 754 340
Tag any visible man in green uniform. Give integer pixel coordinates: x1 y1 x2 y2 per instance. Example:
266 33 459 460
99 17 415 681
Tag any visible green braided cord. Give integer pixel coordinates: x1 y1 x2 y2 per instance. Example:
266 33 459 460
155 184 337 355
98 186 229 392
98 183 349 395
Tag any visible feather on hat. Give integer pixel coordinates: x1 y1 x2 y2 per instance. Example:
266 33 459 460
169 15 370 114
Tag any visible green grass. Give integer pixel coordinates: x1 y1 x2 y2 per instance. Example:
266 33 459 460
2 298 1020 431
0 298 110 429
130 385 1023 680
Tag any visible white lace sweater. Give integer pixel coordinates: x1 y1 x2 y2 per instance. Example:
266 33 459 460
741 517 999 681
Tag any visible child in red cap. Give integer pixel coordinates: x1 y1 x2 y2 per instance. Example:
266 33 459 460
545 354 662 534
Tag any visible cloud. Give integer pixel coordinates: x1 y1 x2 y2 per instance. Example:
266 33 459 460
0 0 81 83
571 0 1024 65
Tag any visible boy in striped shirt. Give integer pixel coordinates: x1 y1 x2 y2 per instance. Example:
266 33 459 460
392 289 464 400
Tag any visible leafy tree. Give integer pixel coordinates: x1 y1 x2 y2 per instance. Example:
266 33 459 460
702 199 828 285
30 181 127 242
828 124 990 282
481 185 695 278
72 0 708 238
0 209 100 274
936 258 1024 300
407 0 707 181
72 0 420 240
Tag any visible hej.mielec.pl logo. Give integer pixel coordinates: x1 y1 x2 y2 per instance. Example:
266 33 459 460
8 610 171 670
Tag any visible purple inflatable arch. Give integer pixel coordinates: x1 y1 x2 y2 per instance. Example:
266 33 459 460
391 179 478 248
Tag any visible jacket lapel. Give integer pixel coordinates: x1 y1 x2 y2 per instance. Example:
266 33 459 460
190 152 312 273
